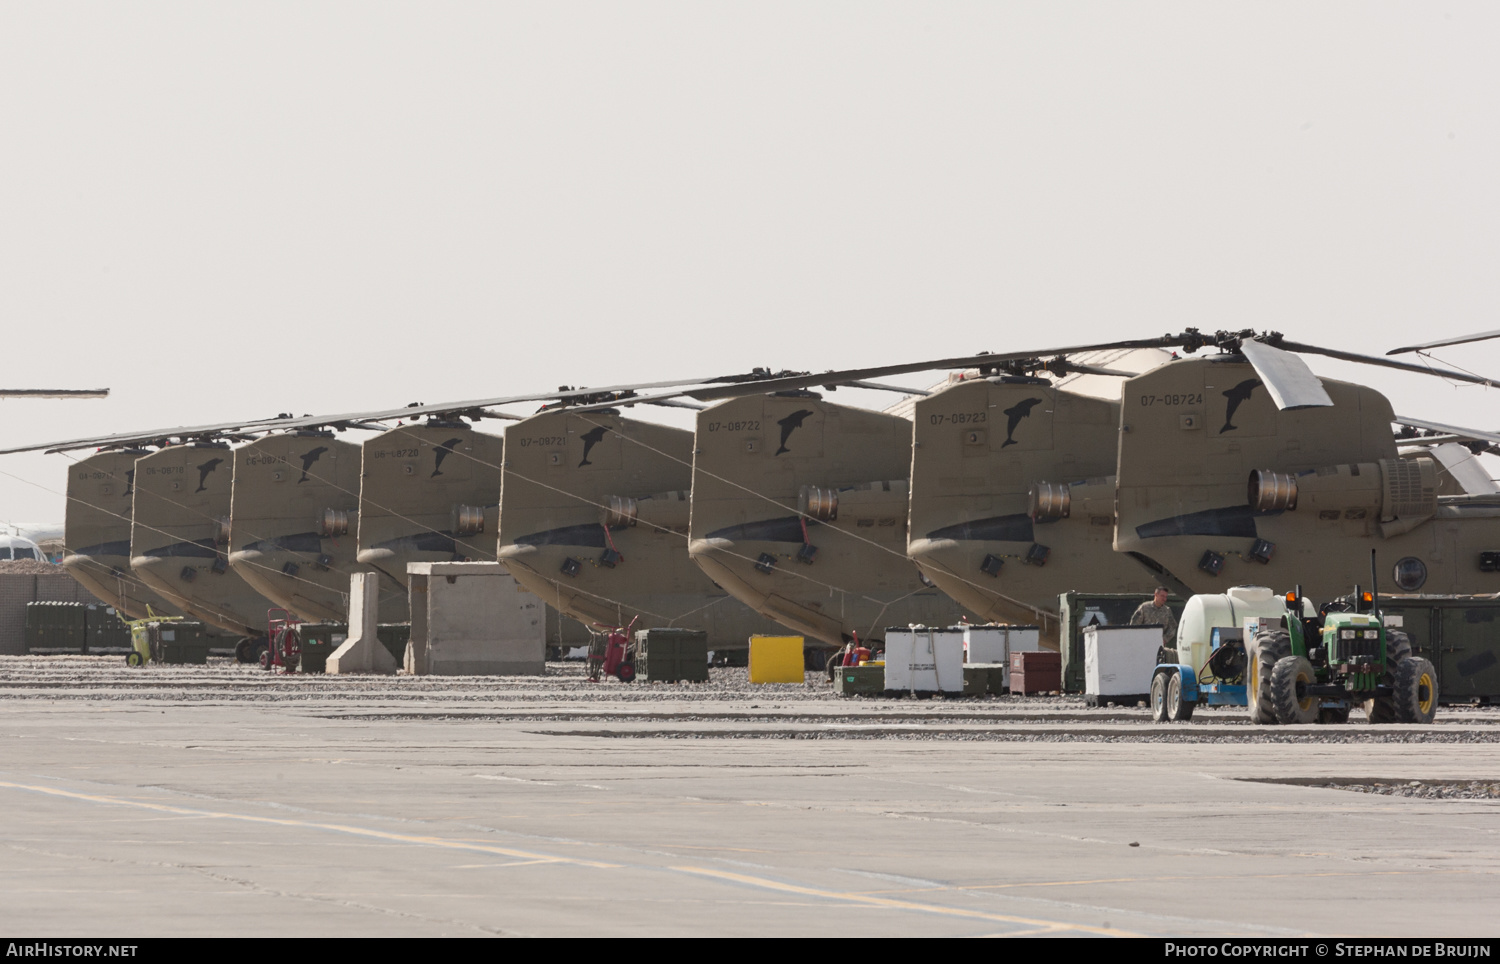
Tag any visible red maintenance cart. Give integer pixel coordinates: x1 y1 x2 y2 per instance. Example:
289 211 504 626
263 608 302 673
588 616 637 683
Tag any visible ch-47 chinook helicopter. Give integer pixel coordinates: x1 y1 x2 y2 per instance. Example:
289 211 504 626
905 349 1176 647
496 405 785 649
227 432 373 623
127 442 276 643
60 447 193 622
353 416 510 623
686 390 965 651
1110 330 1500 602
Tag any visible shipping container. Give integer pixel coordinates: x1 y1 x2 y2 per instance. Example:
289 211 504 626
1083 625 1161 705
1375 595 1500 704
1057 592 1185 693
884 627 963 693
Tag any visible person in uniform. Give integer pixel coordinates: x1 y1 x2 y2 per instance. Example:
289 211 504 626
1130 586 1178 643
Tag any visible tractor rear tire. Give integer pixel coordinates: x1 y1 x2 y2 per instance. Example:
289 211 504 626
1365 630 1413 724
1150 671 1169 722
1270 655 1318 725
1246 631 1290 725
1166 673 1194 722
1394 656 1438 724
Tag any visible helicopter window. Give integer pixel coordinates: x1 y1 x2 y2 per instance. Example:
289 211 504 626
12 547 34 560
1393 557 1428 592
0 547 9 560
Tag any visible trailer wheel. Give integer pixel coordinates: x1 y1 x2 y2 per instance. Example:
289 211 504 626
1246 631 1290 725
614 662 636 684
125 651 144 667
1270 655 1318 725
1150 671 1170 723
1166 673 1194 722
1365 631 1412 724
1394 656 1438 724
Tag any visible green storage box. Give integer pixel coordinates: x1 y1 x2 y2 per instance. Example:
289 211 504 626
296 622 348 674
635 627 709 683
377 623 410 666
961 664 989 697
25 602 87 653
834 664 885 696
85 604 131 652
151 622 210 664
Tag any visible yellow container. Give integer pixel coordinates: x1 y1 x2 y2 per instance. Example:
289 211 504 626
748 635 805 683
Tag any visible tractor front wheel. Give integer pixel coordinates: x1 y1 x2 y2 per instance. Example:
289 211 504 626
1246 631 1290 725
1150 671 1170 723
1394 656 1439 724
1270 655 1318 725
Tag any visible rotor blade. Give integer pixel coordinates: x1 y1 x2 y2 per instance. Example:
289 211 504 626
841 380 933 396
1058 364 1136 378
1387 329 1500 356
640 398 707 411
1237 339 1334 410
0 374 746 455
1393 415 1500 448
1274 339 1500 388
0 389 109 398
680 337 1187 402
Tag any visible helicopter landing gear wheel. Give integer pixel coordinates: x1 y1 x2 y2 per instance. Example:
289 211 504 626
1317 706 1351 724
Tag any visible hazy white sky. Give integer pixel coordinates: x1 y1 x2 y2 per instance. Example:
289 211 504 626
4 2 1500 521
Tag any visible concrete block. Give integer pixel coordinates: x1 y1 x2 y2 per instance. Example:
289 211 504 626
327 573 396 675
406 562 545 676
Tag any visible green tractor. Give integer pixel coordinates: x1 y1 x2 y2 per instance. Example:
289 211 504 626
1245 586 1438 726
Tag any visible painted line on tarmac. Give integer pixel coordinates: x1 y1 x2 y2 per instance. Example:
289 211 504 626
0 779 619 869
672 865 1141 936
855 868 1476 896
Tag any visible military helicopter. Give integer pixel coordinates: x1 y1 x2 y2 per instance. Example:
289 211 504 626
353 416 506 624
59 447 195 623
905 349 1177 647
1111 330 1500 602
128 442 276 645
227 432 374 623
12 334 1496 655
684 389 961 651
496 406 785 650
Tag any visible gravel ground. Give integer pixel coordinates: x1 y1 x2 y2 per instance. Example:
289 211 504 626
3 655 1497 745
1315 781 1500 799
